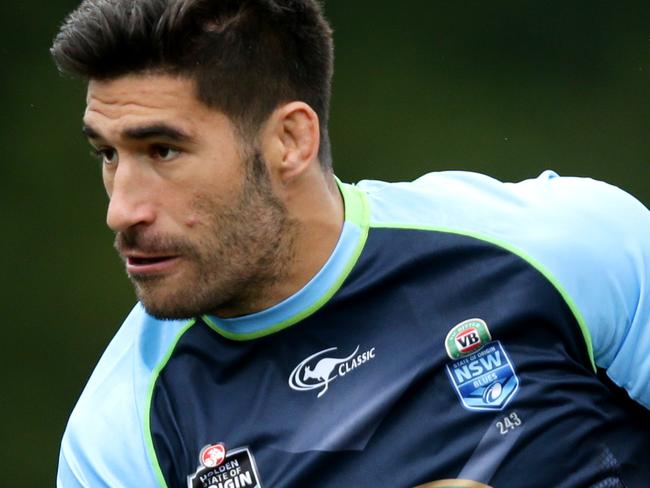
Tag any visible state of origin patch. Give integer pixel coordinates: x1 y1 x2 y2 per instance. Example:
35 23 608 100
444 319 519 411
187 444 262 488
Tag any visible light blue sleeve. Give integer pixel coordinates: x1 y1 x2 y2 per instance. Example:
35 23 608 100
359 170 650 408
57 304 192 487
523 174 650 408
57 448 88 487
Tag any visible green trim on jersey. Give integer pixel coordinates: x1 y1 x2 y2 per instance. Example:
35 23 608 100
145 319 196 488
370 222 596 370
339 179 368 227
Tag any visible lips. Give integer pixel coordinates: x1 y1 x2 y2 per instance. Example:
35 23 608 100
125 254 180 275
128 255 173 265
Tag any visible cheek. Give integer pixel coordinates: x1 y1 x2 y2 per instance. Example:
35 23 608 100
184 215 200 228
181 193 209 229
183 203 211 228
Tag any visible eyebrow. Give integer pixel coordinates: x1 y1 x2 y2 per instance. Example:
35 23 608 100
82 123 195 144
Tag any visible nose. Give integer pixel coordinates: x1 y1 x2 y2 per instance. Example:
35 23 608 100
105 161 156 233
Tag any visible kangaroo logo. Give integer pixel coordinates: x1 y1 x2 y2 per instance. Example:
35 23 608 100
289 345 375 398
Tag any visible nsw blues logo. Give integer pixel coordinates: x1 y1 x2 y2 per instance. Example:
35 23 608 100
445 319 519 411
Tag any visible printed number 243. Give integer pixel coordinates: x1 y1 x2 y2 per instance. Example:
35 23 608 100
496 412 522 435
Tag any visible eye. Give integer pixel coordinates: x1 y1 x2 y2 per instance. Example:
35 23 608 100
149 144 180 161
91 147 118 166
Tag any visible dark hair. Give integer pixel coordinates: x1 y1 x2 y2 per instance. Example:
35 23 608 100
51 0 334 169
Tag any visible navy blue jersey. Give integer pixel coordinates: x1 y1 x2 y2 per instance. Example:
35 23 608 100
58 171 650 487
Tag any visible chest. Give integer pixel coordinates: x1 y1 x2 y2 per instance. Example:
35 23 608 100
150 244 605 487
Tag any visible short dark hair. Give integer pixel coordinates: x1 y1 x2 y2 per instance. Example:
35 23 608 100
51 0 334 168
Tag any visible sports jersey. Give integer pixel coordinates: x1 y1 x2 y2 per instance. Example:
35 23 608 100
57 170 650 488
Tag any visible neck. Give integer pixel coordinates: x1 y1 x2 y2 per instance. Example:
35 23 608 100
215 166 344 318
285 167 345 292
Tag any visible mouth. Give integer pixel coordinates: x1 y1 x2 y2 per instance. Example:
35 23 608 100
125 254 180 276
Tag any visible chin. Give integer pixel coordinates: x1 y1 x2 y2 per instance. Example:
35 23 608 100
136 287 200 320
139 299 198 321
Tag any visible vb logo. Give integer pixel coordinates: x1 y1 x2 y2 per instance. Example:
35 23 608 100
445 318 492 359
455 328 482 353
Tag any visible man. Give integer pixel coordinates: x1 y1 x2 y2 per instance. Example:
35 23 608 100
51 1 650 487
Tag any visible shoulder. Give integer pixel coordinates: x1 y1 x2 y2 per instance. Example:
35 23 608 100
58 304 194 487
357 169 646 237
356 170 650 407
356 171 648 274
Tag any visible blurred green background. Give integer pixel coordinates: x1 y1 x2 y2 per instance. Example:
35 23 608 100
1 1 648 485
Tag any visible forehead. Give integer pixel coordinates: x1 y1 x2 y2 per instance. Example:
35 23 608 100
84 74 227 138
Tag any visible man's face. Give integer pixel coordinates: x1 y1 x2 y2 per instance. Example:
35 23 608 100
83 74 294 319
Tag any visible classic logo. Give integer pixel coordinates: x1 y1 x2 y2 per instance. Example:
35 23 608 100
288 345 376 398
187 445 262 488
445 318 492 359
446 341 519 411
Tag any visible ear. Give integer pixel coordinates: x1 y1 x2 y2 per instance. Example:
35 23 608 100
260 101 321 185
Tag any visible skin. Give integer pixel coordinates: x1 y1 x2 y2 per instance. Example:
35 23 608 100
83 74 343 319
